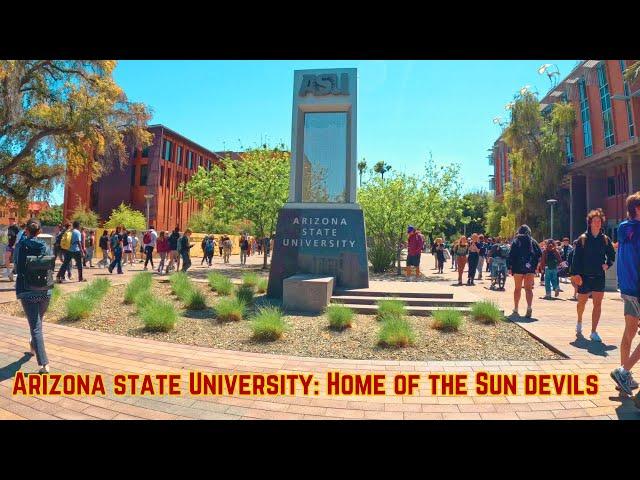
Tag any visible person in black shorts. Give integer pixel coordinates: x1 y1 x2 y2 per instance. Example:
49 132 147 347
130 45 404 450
570 208 616 342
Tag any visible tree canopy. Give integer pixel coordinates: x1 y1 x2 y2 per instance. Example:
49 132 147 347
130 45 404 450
38 204 63 226
104 202 146 231
0 60 152 204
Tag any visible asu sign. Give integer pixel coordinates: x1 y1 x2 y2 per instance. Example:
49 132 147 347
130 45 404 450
299 73 350 96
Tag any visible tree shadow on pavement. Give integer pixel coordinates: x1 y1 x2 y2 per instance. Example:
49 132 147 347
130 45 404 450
570 334 617 357
611 394 640 419
0 353 32 383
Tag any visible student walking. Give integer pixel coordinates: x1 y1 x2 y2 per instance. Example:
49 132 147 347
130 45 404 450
15 219 55 374
476 234 487 280
108 227 124 274
218 236 224 257
610 192 640 401
57 221 86 283
570 208 616 341
179 229 194 272
405 226 425 279
435 238 445 274
507 225 542 318
538 239 562 299
97 230 110 268
167 227 181 273
143 226 157 271
454 236 469 285
84 230 95 268
239 235 249 265
467 233 480 285
203 235 215 267
156 231 169 274
223 236 232 264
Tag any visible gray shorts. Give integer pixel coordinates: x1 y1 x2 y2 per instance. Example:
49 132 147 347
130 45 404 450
621 294 640 318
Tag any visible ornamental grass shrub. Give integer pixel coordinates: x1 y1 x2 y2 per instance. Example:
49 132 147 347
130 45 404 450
376 299 406 321
471 301 504 324
250 306 287 341
235 284 254 305
431 309 464 331
65 293 94 321
256 278 268 294
326 304 354 330
169 272 191 298
124 272 153 304
241 272 259 288
141 301 178 332
51 284 63 304
378 316 415 348
214 297 246 322
134 290 155 313
208 272 233 296
185 288 208 310
83 278 110 300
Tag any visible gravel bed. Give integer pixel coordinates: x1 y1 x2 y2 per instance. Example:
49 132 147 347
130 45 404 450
0 278 561 361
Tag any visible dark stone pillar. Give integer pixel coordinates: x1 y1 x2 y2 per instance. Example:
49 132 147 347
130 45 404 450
570 175 587 241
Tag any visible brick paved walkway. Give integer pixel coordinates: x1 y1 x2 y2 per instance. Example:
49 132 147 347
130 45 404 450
0 256 639 420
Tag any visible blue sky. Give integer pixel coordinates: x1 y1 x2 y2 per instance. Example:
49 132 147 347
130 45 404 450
51 59 578 204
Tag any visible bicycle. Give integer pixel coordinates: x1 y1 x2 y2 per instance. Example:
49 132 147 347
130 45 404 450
490 260 507 291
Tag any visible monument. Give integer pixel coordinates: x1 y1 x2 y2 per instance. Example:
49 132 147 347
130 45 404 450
267 68 369 300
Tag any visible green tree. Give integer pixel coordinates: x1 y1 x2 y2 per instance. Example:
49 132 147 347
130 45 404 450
181 145 290 269
373 160 392 180
485 197 506 237
104 202 146 231
624 60 640 83
0 60 152 205
357 158 367 187
443 191 491 239
70 204 99 228
38 204 63 226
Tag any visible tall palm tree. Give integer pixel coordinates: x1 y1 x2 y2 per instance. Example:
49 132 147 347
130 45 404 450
374 161 392 181
357 158 367 186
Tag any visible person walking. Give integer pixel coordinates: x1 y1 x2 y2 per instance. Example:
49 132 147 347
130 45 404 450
200 235 208 265
450 240 458 271
56 221 86 283
218 236 224 257
405 226 425 279
507 225 542 318
107 226 124 274
559 237 573 284
610 192 640 399
239 234 249 265
122 230 132 266
84 230 95 268
223 236 232 264
97 230 110 268
204 235 215 267
476 234 487 280
167 227 181 273
467 233 480 286
454 236 469 285
14 219 55 374
571 208 616 342
179 229 194 272
538 239 562 299
143 226 157 271
156 230 169 274
435 238 445 274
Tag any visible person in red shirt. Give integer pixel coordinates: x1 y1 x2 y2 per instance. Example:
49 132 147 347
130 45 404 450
405 225 425 279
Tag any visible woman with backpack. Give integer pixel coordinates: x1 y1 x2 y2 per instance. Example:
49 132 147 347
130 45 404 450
15 219 55 374
538 239 563 299
507 225 542 318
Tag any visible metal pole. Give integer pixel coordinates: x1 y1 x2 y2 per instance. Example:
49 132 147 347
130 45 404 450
550 203 554 240
146 199 150 230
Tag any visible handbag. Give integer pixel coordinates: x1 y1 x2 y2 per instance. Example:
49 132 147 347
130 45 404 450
24 254 56 291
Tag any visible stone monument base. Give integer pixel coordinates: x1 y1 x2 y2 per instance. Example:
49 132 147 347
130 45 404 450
283 274 334 312
267 205 369 299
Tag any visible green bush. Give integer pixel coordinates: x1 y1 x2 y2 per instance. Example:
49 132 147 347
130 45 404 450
124 272 153 304
141 301 178 332
378 316 415 348
134 290 155 313
242 272 259 288
169 272 190 297
208 272 233 296
431 309 464 331
65 294 94 321
51 284 63 304
214 297 246 322
256 278 268 294
83 278 110 300
368 242 396 273
235 284 254 305
185 289 208 310
250 307 287 341
326 304 354 330
376 299 406 321
471 301 504 324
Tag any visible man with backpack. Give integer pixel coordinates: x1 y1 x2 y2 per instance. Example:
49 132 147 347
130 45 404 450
507 225 542 318
178 229 194 272
203 235 215 267
97 230 110 268
239 234 250 265
570 208 616 342
488 236 509 290
108 226 124 274
57 221 86 283
167 227 181 273
143 226 157 271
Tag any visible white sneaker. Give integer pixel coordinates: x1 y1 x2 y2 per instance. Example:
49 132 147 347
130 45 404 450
590 331 602 342
576 322 582 335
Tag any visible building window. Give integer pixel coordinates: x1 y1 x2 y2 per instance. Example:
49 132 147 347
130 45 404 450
620 60 635 138
131 166 136 186
160 166 164 188
597 62 615 148
142 147 150 158
176 146 182 166
561 92 575 165
140 165 148 186
578 78 593 157
187 151 193 170
607 176 616 197
162 139 172 161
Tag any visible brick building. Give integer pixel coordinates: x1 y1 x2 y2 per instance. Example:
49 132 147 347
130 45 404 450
63 124 238 232
0 199 50 226
491 60 640 240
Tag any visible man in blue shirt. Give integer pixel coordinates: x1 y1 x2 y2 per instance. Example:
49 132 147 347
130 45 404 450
56 221 86 283
610 192 640 407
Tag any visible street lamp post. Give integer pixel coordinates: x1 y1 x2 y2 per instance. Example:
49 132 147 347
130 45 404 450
547 199 558 240
144 194 154 230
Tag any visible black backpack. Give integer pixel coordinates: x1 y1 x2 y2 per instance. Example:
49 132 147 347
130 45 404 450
24 253 56 291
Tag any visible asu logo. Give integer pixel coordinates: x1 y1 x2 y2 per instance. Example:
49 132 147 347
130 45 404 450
299 73 349 96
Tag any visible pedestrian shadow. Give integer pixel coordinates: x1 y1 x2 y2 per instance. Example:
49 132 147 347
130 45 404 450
570 334 617 357
0 353 32 383
509 314 538 324
611 394 640 419
537 297 568 302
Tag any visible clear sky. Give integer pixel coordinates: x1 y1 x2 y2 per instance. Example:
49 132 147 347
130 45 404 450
51 59 578 204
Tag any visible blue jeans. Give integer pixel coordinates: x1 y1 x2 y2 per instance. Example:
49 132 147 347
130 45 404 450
21 297 50 366
109 247 123 273
181 252 191 272
544 267 559 296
